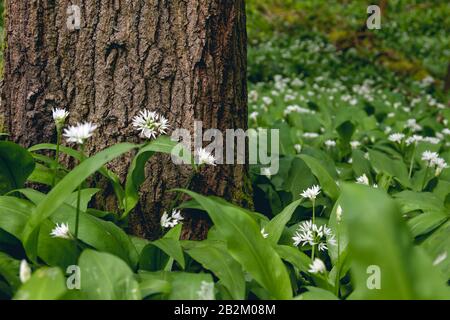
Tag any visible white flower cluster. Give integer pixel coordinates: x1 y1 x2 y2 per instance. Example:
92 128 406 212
160 210 184 229
50 222 73 239
196 148 217 166
308 258 326 274
300 185 321 201
292 220 336 252
132 110 169 140
52 108 69 128
421 151 448 176
63 122 98 145
388 133 405 144
283 104 314 116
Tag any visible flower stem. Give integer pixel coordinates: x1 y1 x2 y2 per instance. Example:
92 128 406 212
74 144 85 240
335 223 341 297
421 166 429 191
312 199 316 225
52 128 62 187
408 144 416 178
167 170 197 213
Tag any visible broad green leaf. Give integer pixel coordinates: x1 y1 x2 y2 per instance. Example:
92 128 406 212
282 157 316 200
296 287 339 300
0 141 35 195
340 184 450 299
351 149 372 178
420 220 450 279
0 196 33 239
22 143 136 261
182 240 246 300
138 271 214 300
368 149 412 188
407 212 448 237
394 191 446 214
78 250 141 300
20 189 138 268
300 154 340 200
28 143 125 210
0 252 20 291
14 267 66 300
123 137 180 218
275 245 311 273
139 277 171 298
177 190 292 299
265 198 302 244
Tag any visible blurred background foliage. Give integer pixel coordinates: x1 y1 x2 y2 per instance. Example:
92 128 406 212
247 0 450 87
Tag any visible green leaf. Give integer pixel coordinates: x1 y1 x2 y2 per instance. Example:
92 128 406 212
340 183 450 299
282 157 316 200
177 190 292 299
20 189 138 268
138 271 214 300
0 196 33 239
123 137 179 218
139 277 171 298
0 252 20 290
296 286 339 300
352 149 372 178
22 143 136 261
299 154 340 200
407 211 448 237
420 220 450 279
0 141 35 195
182 240 246 300
275 245 311 273
368 149 412 188
265 198 302 244
29 143 126 210
78 250 141 300
14 267 67 300
394 191 446 214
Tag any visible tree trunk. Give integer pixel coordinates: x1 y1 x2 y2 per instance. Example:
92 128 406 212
1 0 251 240
444 62 450 94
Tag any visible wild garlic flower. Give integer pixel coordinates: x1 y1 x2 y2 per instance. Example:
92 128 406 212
356 174 369 185
433 252 447 266
434 158 448 176
324 140 336 149
308 258 326 274
160 210 184 229
19 260 31 283
336 205 343 223
405 135 423 146
423 136 440 145
303 132 319 139
388 133 405 144
421 151 439 167
421 151 447 175
50 222 73 239
350 140 361 149
294 144 302 154
52 108 69 128
197 281 215 300
261 228 269 239
63 122 97 145
249 111 259 121
261 167 272 178
132 110 169 140
196 148 216 166
300 185 321 201
292 220 336 251
405 119 422 132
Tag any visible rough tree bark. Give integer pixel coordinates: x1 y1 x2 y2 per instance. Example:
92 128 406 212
1 0 251 240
